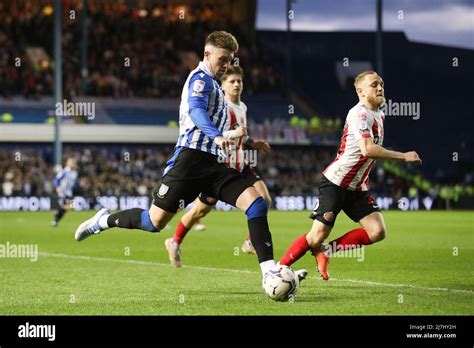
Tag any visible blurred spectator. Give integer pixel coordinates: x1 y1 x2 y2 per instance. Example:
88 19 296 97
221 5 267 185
0 0 282 99
0 144 450 201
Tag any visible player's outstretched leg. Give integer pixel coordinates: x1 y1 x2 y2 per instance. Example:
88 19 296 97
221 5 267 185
241 180 271 256
74 208 111 241
317 212 386 277
165 198 214 267
279 219 332 280
235 187 307 278
241 233 256 255
51 207 66 227
240 195 274 274
75 206 172 241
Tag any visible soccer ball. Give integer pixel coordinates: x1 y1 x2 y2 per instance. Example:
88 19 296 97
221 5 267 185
262 265 299 301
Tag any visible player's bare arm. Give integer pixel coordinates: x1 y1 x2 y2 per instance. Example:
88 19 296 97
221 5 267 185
358 137 422 164
223 125 248 139
246 137 271 153
213 135 232 154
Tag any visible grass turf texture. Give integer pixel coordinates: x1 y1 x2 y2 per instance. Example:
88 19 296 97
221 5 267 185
0 210 472 315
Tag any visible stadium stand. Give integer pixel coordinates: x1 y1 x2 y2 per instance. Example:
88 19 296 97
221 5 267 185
0 0 472 209
1 145 471 210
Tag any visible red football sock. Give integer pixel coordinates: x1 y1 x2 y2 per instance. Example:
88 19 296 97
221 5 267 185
246 232 250 241
173 220 191 245
327 228 372 253
279 234 311 266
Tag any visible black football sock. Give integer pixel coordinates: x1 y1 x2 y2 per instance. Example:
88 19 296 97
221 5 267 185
248 216 274 263
54 208 66 223
107 208 159 232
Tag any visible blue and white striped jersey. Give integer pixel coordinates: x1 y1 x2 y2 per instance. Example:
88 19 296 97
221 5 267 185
54 166 78 198
175 61 229 156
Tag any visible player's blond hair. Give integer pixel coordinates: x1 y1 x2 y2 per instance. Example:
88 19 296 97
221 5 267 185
205 31 239 52
221 65 244 82
354 70 379 90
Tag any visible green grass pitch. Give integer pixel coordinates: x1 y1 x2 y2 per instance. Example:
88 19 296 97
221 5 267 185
0 210 472 315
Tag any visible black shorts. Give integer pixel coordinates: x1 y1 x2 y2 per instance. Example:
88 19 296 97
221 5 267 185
310 175 380 227
152 147 254 213
197 164 263 206
242 164 263 184
50 194 72 210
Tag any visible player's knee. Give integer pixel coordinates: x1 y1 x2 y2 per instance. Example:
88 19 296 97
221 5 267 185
146 210 161 233
306 222 331 248
377 226 386 241
305 231 318 248
245 196 268 219
306 230 325 248
367 225 386 242
194 206 211 220
263 195 272 208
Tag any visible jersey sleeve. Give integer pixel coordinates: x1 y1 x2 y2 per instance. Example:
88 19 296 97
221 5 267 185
54 169 64 188
188 72 214 112
349 108 373 142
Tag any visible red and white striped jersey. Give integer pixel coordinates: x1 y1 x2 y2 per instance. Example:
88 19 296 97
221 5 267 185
225 100 247 172
323 102 385 191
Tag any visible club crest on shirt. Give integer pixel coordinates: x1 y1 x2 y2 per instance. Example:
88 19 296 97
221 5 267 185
158 184 169 198
357 110 368 120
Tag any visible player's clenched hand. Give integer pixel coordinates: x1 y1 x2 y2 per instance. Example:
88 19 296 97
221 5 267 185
252 140 271 153
404 151 422 164
214 136 232 154
234 126 248 138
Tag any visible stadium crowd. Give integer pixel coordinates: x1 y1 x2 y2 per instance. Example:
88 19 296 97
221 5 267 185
0 0 281 99
1 145 418 203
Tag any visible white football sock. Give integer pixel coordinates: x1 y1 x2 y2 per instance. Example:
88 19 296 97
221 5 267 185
98 215 110 230
259 259 276 275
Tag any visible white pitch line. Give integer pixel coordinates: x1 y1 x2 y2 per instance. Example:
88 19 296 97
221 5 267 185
39 252 473 295
328 277 474 294
38 252 258 274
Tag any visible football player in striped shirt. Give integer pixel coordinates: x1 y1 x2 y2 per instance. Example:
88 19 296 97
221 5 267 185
51 157 78 227
164 65 273 267
278 71 421 281
74 31 305 283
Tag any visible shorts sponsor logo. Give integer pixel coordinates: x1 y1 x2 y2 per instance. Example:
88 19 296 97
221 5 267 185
323 211 335 222
368 195 379 208
158 184 169 198
312 199 320 212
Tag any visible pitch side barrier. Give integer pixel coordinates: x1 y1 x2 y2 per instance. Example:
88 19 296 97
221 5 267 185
0 195 445 212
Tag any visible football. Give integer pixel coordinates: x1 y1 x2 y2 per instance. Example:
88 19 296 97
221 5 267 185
262 265 299 301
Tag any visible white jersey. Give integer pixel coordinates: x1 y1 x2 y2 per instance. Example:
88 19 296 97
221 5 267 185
224 100 247 172
323 102 385 191
175 61 229 156
54 166 78 198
